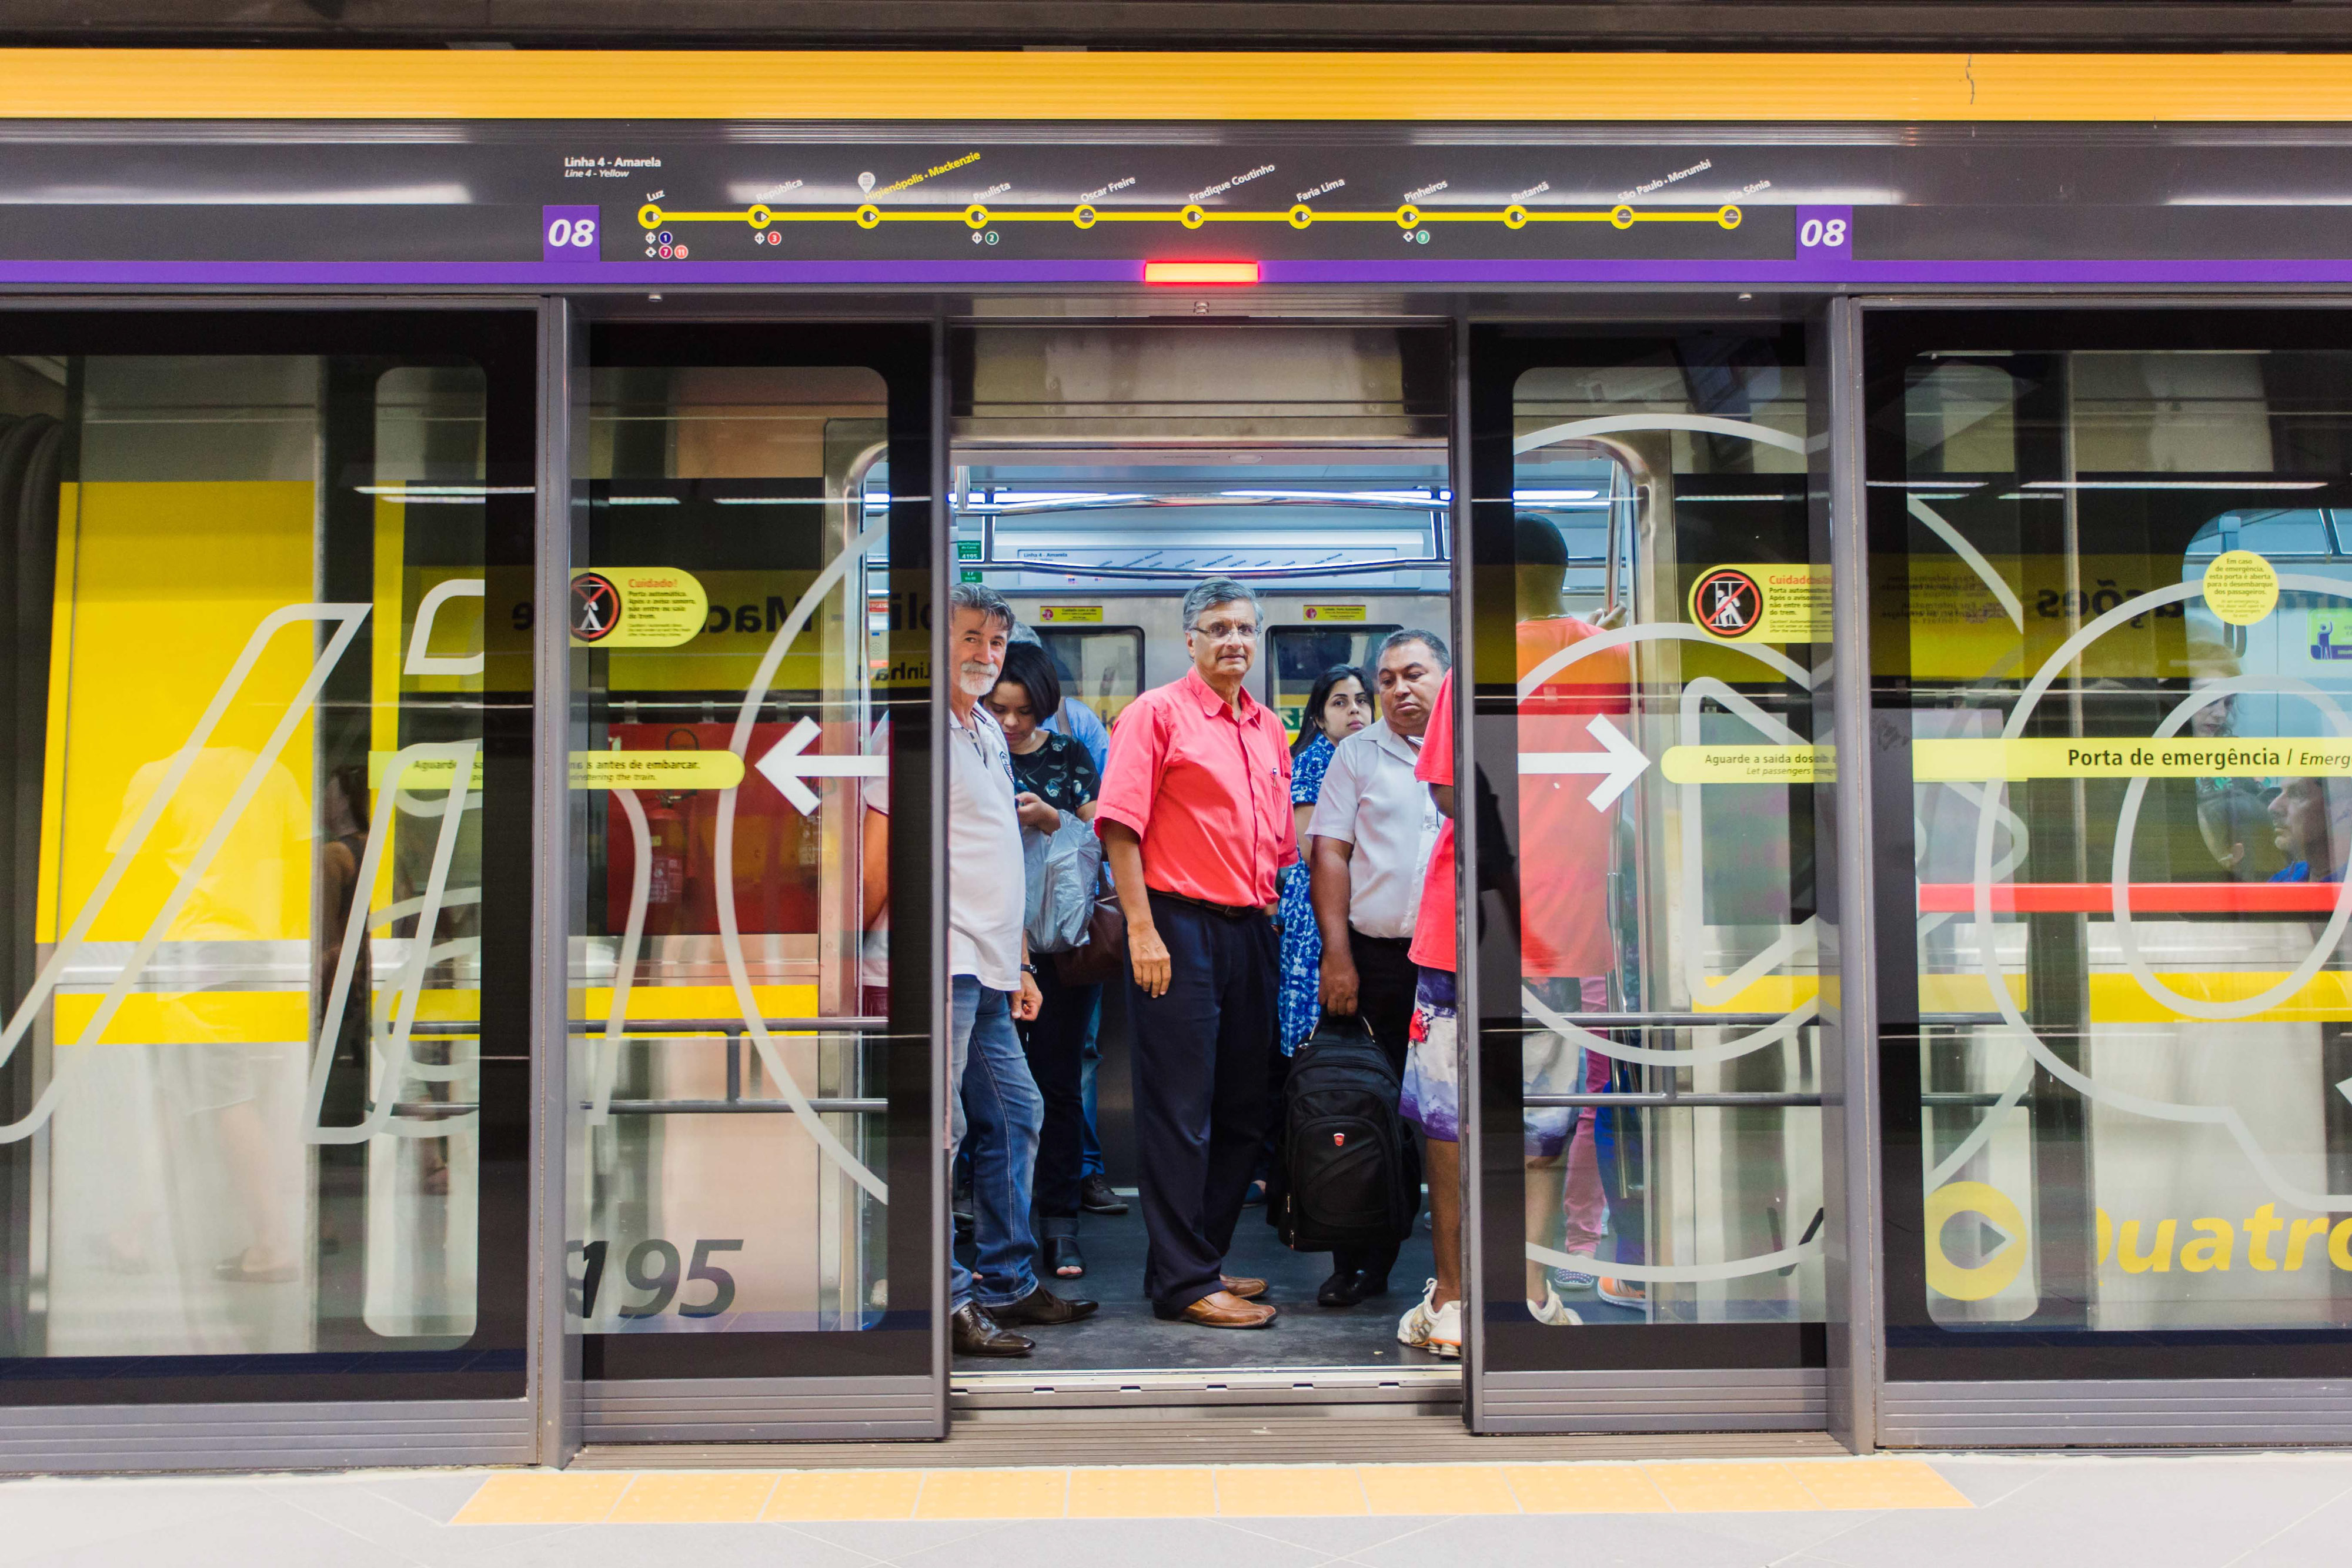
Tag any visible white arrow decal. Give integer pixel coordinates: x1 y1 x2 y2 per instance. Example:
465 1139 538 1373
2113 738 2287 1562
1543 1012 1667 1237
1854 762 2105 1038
754 716 887 816
1520 713 1651 810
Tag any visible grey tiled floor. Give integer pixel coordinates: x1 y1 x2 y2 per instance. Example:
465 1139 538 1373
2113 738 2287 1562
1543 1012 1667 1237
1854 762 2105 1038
4 1455 2352 1567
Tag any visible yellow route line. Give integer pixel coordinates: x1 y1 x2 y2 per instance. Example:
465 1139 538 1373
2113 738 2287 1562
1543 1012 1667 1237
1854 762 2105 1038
637 201 1742 233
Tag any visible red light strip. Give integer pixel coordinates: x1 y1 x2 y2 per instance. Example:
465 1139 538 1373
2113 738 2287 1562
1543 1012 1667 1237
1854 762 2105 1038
1915 882 2341 914
1142 260 1259 285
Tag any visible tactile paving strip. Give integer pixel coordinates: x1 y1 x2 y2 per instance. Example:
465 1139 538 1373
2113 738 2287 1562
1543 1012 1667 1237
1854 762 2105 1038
455 1458 1972 1524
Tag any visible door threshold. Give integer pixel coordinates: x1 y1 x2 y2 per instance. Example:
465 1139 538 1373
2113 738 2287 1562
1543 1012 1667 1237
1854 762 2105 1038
951 1363 1461 1410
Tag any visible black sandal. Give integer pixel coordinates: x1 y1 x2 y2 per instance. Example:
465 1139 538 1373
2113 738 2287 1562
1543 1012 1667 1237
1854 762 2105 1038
1045 1235 1085 1279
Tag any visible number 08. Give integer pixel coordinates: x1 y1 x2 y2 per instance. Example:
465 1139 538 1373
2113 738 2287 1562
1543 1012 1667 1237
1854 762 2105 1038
546 216 599 249
1799 217 1847 249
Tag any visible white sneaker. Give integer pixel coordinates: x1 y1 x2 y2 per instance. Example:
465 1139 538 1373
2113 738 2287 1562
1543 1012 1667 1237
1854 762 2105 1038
1397 1279 1463 1359
1527 1283 1584 1326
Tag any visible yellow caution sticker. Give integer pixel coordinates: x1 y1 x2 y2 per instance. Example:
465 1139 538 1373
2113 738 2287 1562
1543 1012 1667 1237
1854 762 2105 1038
570 751 746 791
370 751 747 791
1035 604 1104 623
570 567 709 648
1687 563 1830 643
1913 735 2351 781
1661 744 1833 784
1302 604 1368 621
2202 549 2279 627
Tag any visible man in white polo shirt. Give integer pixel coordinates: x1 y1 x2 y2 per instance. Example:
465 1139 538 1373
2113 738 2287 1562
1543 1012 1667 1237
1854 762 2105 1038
1304 627 1448 1308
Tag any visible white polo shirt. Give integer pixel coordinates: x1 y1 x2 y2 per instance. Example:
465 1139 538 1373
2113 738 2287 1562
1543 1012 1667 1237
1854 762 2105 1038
948 699 1026 990
1304 717 1439 941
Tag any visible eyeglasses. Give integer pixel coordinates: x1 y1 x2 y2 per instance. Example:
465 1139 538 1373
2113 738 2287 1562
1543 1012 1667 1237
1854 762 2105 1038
1191 620 1261 640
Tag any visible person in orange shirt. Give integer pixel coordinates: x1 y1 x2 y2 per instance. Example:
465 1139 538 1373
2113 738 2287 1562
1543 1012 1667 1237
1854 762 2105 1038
1397 516 1632 1356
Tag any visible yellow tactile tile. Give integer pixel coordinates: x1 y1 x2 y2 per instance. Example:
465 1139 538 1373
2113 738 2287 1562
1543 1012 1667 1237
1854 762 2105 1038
1358 1465 1522 1516
1642 1461 1818 1513
1215 1466 1367 1516
452 1472 633 1524
607 1472 780 1523
1790 1459 1973 1511
1067 1467 1218 1518
915 1467 1071 1519
1505 1463 1672 1514
761 1469 923 1523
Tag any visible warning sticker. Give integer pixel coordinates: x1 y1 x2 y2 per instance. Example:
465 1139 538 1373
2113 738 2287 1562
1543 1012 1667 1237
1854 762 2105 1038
2202 550 2278 627
1687 564 1830 643
1302 604 1368 622
1662 744 1833 784
569 567 708 649
1037 605 1104 623
370 750 747 791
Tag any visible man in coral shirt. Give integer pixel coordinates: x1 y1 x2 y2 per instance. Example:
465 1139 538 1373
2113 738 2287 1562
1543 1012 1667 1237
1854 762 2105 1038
1095 578 1294 1330
1396 516 1632 1358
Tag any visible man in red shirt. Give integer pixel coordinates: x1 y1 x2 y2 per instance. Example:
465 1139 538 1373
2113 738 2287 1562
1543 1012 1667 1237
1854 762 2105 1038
1396 517 1631 1358
1095 577 1294 1329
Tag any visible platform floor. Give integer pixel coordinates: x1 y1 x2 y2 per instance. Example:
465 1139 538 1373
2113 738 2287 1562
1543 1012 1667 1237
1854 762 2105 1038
4 1450 2350 1566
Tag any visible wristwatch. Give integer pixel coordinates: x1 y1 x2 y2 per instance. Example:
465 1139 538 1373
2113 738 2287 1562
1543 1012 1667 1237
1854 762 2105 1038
1020 962 1038 975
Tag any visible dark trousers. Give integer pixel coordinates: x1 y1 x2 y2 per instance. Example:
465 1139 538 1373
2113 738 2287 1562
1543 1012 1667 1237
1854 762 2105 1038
1332 928 1422 1282
1125 891 1279 1310
1016 960 1101 1233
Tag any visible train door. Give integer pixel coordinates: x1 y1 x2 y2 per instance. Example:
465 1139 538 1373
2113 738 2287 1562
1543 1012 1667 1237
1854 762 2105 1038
563 323 945 1440
1462 326 1835 1432
1866 307 2352 1445
948 323 1464 1412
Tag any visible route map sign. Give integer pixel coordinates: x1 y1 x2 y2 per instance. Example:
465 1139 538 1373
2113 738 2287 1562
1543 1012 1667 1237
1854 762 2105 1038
10 125 2352 287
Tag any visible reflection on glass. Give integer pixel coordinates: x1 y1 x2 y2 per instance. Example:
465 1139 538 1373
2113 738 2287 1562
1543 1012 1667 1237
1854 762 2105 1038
1506 337 1823 1332
1894 345 2352 1333
574 365 893 1335
0 353 490 1357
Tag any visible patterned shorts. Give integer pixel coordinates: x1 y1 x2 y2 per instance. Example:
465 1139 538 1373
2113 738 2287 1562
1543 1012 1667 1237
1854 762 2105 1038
1401 968 1601 1154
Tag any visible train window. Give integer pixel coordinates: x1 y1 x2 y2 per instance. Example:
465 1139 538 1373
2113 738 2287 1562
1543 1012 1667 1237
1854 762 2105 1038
1475 326 1821 1375
1267 623 1402 738
576 353 901 1353
1870 315 2352 1380
1035 626 1144 728
0 316 537 1397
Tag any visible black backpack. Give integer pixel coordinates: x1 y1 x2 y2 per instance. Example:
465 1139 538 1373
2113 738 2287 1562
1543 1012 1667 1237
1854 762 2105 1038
1272 1015 1418 1252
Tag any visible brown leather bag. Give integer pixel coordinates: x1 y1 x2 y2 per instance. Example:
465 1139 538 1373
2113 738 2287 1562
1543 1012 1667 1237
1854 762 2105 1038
1053 891 1128 988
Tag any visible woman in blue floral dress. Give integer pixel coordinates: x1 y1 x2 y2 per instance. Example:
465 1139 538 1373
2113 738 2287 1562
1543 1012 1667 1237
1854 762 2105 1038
1278 664 1374 1053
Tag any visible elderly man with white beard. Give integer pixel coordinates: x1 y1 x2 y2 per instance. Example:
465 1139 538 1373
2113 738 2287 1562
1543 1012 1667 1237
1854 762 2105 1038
938 583 1097 1356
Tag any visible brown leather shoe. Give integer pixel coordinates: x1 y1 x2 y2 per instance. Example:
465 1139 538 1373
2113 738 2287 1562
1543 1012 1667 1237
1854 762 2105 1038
1173 1290 1277 1329
1221 1275 1268 1300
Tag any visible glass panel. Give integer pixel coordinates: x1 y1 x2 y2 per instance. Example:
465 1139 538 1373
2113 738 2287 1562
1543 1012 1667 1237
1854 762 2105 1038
574 361 901 1346
1482 330 1823 1363
1877 326 2352 1357
0 335 525 1379
1266 623 1403 740
1035 626 1142 730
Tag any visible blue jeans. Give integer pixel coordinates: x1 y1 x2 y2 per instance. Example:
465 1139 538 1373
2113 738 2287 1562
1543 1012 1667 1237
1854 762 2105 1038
951 975 1043 1312
1078 992 1104 1178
